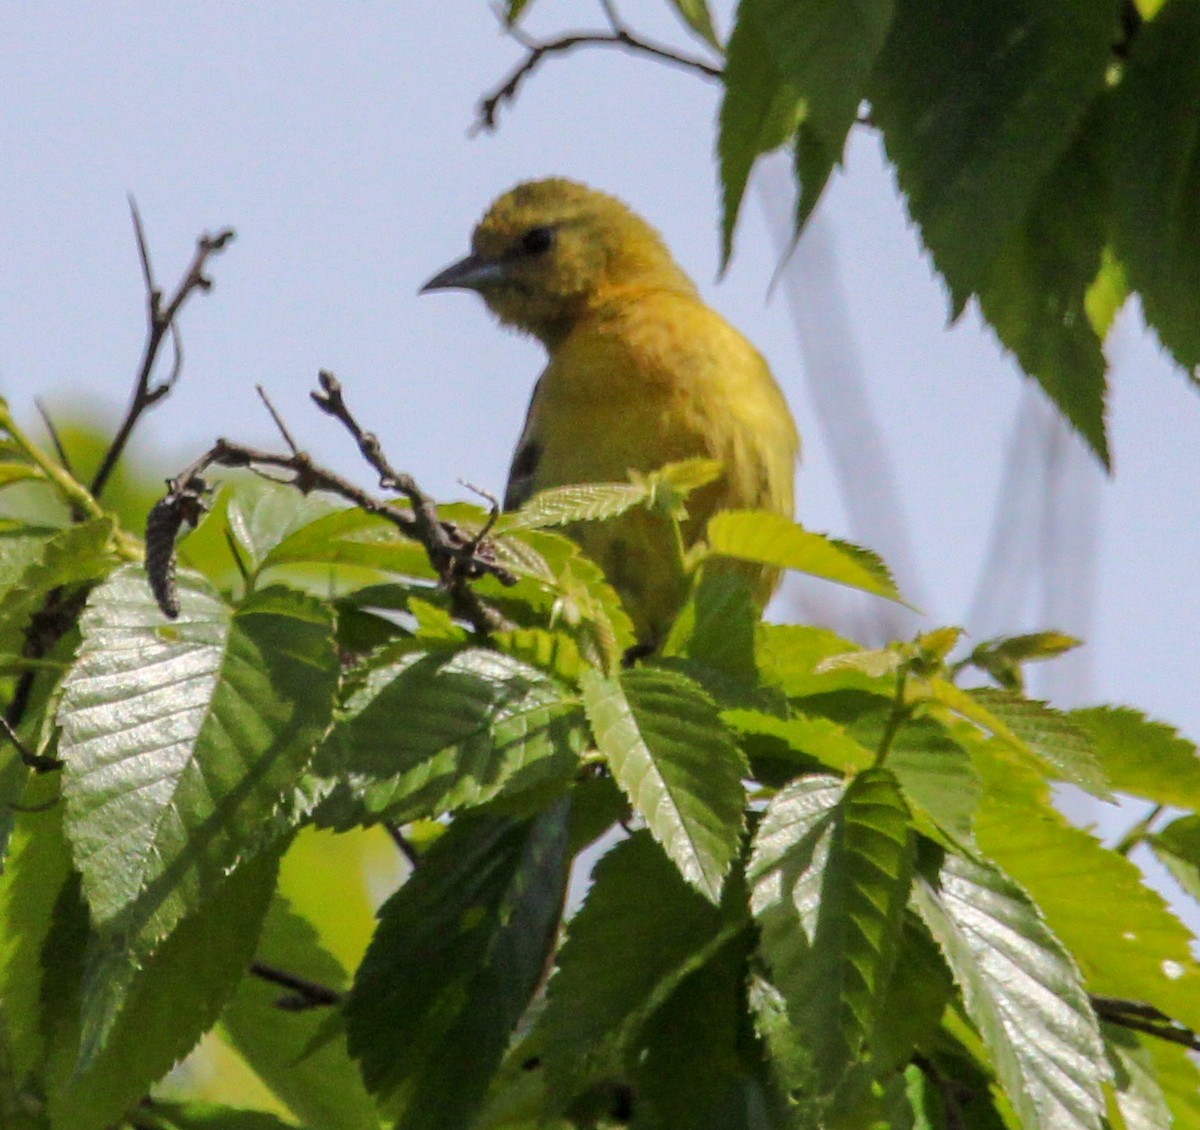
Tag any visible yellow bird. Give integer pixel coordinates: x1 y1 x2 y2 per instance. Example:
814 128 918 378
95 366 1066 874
423 178 799 647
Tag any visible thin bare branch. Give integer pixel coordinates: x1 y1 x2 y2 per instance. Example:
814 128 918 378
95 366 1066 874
91 213 235 501
475 2 721 133
249 960 343 1010
257 384 300 455
34 399 74 478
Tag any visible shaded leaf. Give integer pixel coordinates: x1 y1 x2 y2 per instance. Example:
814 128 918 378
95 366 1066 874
315 647 584 824
260 505 434 580
581 667 747 903
870 0 1113 307
347 804 570 1129
667 0 721 48
1103 1025 1172 1130
1149 814 1200 904
540 830 740 1100
220 896 380 1130
1111 0 1200 373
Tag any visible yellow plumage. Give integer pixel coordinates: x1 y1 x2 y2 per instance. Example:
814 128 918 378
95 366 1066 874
423 178 799 646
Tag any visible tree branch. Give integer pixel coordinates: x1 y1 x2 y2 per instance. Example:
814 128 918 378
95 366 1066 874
148 373 516 636
250 960 343 1010
90 200 234 501
475 1 721 133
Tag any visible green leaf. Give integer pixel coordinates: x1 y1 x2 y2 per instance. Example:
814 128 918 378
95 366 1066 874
663 569 759 696
48 850 281 1130
976 101 1111 464
581 667 747 903
1148 1041 1200 1129
132 1101 299 1130
633 933 783 1129
718 0 895 261
887 717 981 847
260 505 434 579
0 462 43 488
972 745 1200 1034
707 511 902 603
1111 0 1200 374
1149 814 1200 903
1103 1025 1172 1130
346 803 570 1129
963 631 1083 692
505 0 535 24
757 624 894 700
495 480 650 533
0 516 117 658
912 848 1109 1130
725 708 874 774
315 647 584 824
667 0 721 48
223 480 340 573
869 0 1114 307
749 771 913 1097
219 896 380 1130
539 830 740 1100
492 626 586 684
928 681 1111 798
1070 705 1200 810
58 568 337 1005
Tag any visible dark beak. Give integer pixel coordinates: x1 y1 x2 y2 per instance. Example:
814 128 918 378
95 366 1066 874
420 252 507 294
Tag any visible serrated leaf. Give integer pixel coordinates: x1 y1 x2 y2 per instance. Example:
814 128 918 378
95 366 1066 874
966 631 1083 692
887 718 981 847
1112 0 1200 373
1148 1041 1200 1129
725 708 874 773
1103 1025 1173 1130
315 647 584 824
1149 814 1200 903
224 480 340 572
1071 705 1200 810
0 516 117 657
663 569 759 695
219 896 380 1130
749 771 913 1098
927 680 1111 798
492 626 586 684
718 0 894 262
912 849 1109 1130
346 803 570 1129
539 830 740 1099
971 749 1200 1035
581 667 747 903
869 0 1113 307
58 567 337 985
495 480 650 533
49 850 280 1130
976 100 1111 465
757 624 895 699
259 505 434 579
707 511 902 602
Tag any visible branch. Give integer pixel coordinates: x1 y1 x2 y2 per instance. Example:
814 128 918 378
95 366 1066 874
475 0 721 133
90 200 235 501
250 960 343 1010
148 373 516 636
1092 994 1200 1051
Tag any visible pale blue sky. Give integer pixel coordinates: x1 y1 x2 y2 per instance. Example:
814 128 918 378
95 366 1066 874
2 2 1197 777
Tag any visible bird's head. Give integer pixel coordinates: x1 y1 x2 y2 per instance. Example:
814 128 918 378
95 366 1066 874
422 178 695 344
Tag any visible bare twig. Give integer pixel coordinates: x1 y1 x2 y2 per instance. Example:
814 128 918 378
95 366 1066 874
150 373 516 635
476 1 721 132
1093 994 1200 1051
91 199 235 501
34 399 74 479
385 820 421 869
0 716 62 773
257 384 300 455
250 960 343 1010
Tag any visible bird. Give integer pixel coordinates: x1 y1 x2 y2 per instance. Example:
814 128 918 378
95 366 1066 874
422 178 799 648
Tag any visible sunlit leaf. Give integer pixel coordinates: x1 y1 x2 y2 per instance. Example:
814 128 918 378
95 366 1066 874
581 667 747 903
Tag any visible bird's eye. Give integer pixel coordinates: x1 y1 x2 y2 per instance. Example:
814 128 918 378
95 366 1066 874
520 226 555 255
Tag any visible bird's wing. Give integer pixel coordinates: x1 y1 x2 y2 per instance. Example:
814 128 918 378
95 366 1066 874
503 376 543 512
